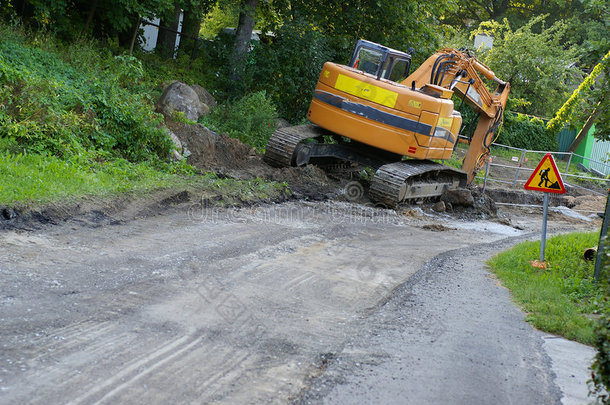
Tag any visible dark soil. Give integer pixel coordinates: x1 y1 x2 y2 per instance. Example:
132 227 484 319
167 121 338 200
0 184 291 231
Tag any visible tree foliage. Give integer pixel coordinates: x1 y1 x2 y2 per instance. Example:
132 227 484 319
548 50 610 140
270 0 455 64
565 0 610 68
246 18 332 122
471 15 582 118
445 0 584 27
1 0 175 43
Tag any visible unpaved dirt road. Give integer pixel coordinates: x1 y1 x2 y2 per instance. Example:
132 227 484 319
300 239 562 404
0 199 599 404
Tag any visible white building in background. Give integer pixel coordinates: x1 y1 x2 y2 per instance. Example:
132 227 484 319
139 13 184 54
474 34 493 51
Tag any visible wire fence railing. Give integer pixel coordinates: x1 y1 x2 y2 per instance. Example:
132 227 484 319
467 139 610 197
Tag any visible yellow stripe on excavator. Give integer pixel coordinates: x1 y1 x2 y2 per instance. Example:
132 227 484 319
334 74 398 108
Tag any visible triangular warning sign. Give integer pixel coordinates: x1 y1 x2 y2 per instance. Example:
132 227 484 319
524 153 566 194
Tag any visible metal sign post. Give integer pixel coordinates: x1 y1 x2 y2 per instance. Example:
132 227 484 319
540 193 549 261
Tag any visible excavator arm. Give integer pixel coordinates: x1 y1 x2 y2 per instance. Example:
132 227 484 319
403 49 510 183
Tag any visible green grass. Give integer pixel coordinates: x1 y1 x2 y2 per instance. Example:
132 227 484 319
0 152 189 205
0 152 288 207
488 232 604 345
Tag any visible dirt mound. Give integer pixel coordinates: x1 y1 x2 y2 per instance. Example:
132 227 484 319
443 186 498 219
167 121 608 217
484 187 607 213
167 121 256 171
564 194 606 213
485 188 574 207
167 121 338 199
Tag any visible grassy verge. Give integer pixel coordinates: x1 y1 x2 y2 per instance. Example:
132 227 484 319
0 152 188 206
488 231 603 345
0 152 287 207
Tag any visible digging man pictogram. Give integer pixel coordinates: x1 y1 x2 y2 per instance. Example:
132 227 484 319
538 168 551 188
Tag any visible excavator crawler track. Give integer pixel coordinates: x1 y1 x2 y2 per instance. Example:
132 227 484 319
369 161 467 208
263 125 325 168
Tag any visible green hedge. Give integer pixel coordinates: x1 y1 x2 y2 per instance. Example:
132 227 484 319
497 112 558 151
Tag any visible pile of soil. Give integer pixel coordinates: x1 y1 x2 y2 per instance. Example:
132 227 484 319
485 187 606 213
166 121 338 200
564 194 607 213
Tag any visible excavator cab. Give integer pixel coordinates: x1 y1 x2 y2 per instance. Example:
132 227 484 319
350 40 412 83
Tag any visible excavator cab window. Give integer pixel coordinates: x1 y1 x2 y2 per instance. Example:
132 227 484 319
387 59 410 82
352 47 383 75
350 40 411 83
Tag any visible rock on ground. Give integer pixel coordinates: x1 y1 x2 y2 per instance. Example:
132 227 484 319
442 188 474 207
157 82 208 121
190 84 217 109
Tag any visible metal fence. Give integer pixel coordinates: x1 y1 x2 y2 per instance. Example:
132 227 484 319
471 140 610 196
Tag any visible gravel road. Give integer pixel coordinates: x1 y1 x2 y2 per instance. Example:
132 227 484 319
0 199 598 404
297 239 563 404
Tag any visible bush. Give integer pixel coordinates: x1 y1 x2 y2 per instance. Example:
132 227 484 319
199 91 278 151
245 19 333 123
0 32 172 162
497 112 558 151
591 314 610 403
591 240 610 403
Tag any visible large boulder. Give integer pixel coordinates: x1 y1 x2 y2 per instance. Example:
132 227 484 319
190 84 217 109
157 82 207 121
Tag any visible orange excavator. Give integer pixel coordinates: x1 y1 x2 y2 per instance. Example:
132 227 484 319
264 40 510 207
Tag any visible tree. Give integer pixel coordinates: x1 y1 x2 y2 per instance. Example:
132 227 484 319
444 0 582 28
156 2 182 59
177 0 216 57
471 15 582 118
230 0 259 82
270 0 454 64
567 0 610 69
547 49 610 147
236 0 455 121
3 0 173 46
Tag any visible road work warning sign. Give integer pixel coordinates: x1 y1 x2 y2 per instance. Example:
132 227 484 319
524 153 566 194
